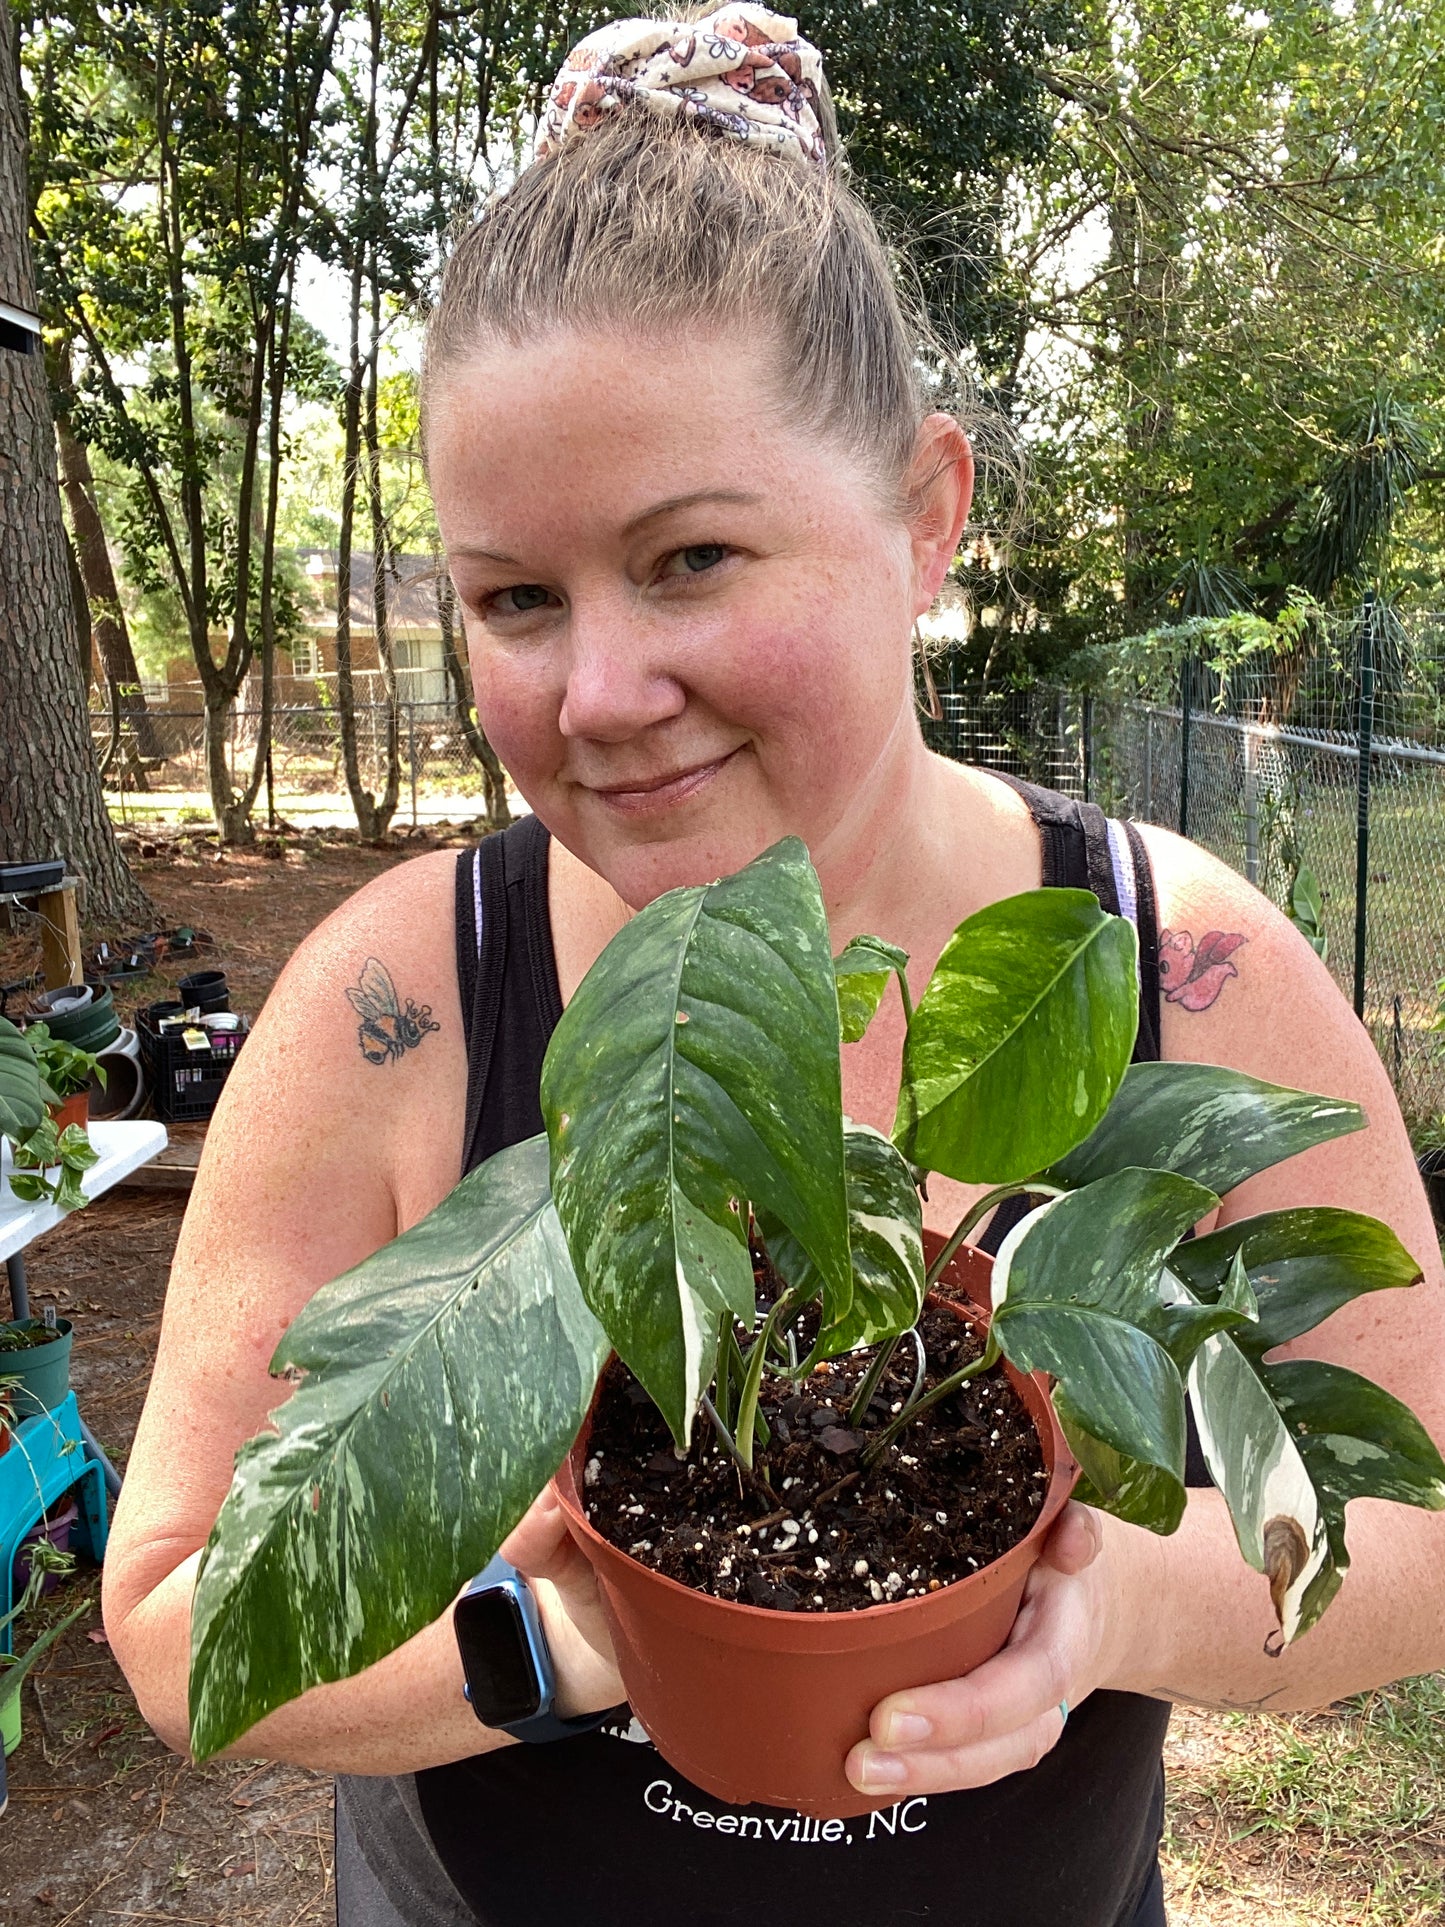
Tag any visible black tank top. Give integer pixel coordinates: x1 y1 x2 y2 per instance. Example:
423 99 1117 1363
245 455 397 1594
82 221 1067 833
339 782 1192 1927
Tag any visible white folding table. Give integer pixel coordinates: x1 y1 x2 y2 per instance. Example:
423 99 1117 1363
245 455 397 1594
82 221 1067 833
1 1119 169 1495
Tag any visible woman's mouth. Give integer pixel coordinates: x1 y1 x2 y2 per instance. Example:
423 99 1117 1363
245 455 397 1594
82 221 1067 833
586 748 740 817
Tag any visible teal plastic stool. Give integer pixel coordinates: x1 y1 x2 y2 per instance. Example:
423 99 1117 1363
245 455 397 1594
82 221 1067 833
0 1392 108 1656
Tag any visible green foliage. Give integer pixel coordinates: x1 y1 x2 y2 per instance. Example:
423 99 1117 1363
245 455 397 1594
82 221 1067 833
188 1135 607 1763
1286 867 1329 964
21 1020 106 1102
540 838 851 1446
895 889 1137 1184
0 1018 46 1142
7 1120 100 1212
189 843 1442 1760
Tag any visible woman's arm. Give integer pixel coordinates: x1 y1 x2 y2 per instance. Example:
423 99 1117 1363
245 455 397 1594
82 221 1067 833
102 851 622 1772
847 831 1445 1795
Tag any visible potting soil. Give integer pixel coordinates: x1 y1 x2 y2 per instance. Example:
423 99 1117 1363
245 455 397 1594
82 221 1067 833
584 1301 1046 1611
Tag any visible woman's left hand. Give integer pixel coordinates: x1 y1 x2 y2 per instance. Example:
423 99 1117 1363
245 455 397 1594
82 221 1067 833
845 1503 1130 1797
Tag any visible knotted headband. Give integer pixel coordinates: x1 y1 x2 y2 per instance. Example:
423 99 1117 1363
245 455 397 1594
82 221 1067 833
536 7 827 169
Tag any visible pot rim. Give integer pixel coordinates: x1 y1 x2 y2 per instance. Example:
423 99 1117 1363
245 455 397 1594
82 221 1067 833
554 1288 1077 1646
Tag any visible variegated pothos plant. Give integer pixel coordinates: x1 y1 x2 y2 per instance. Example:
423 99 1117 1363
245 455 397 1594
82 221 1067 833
187 839 1445 1759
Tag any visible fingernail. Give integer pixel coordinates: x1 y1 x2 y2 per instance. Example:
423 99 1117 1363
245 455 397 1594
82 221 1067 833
856 1749 907 1791
883 1712 933 1747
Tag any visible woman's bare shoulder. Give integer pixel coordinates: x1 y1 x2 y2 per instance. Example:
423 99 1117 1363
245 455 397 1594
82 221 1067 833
175 845 473 1314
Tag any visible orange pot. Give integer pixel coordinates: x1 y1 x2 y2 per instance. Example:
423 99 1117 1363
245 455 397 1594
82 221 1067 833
554 1238 1077 1819
48 1090 89 1134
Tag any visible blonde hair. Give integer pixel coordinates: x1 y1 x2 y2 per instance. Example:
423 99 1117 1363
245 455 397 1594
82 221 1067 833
421 84 991 510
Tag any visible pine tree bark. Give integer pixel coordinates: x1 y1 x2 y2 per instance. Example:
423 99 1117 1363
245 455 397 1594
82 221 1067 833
0 18 150 926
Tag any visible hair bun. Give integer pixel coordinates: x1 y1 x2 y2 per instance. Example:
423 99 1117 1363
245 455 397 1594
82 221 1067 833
536 7 827 169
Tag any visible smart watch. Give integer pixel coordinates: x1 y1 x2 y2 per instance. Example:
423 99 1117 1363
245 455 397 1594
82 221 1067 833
453 1554 619 1742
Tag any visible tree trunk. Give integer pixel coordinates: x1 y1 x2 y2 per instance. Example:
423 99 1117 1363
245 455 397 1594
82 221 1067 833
333 252 382 840
0 19 150 926
362 266 399 838
436 559 510 831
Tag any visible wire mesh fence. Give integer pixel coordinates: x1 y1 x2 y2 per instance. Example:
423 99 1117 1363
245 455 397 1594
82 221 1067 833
926 610 1445 1130
95 702 500 829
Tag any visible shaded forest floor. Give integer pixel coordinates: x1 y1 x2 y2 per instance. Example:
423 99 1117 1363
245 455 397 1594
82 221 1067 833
2 823 1441 1925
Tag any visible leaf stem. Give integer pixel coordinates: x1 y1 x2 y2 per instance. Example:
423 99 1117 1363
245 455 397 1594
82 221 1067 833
862 1328 1002 1468
847 1333 901 1426
734 1292 801 1471
925 1182 1063 1291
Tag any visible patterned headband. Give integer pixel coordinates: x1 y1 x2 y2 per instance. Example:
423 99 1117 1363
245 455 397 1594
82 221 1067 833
536 7 827 169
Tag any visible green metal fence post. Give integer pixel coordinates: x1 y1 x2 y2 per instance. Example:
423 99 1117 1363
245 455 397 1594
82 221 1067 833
1082 692 1094 802
1353 594 1376 1021
1178 655 1193 837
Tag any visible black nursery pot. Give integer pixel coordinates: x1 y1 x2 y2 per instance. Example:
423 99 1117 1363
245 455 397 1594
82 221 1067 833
1419 1148 1445 1233
177 971 229 1015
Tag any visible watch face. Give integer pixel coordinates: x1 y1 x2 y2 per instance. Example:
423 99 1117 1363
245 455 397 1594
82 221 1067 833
455 1588 544 1726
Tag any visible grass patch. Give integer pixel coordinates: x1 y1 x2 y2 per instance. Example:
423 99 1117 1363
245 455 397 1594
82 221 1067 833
1165 1676 1445 1925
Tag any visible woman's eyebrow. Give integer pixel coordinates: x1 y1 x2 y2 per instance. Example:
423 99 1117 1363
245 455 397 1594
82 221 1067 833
449 490 763 567
622 488 762 532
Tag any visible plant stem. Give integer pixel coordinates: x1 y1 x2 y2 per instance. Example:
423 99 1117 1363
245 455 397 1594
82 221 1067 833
847 1333 902 1426
862 1330 1002 1468
895 964 914 1029
925 1182 1064 1290
734 1293 799 1471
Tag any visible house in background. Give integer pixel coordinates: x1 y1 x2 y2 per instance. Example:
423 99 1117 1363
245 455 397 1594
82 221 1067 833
157 550 462 715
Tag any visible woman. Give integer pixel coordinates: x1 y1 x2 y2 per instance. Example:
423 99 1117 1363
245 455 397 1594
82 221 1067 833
104 12 1445 1925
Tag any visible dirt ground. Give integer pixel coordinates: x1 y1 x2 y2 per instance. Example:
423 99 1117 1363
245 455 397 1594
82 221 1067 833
2 824 1441 1925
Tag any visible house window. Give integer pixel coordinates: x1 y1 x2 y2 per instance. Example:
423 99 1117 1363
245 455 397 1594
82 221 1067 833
291 637 321 677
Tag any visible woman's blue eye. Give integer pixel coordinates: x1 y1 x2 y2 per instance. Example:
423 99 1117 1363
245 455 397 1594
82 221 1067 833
496 585 552 614
680 545 726 573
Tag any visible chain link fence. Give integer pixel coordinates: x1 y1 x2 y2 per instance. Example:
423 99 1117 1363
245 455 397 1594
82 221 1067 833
95 701 500 829
926 611 1445 1129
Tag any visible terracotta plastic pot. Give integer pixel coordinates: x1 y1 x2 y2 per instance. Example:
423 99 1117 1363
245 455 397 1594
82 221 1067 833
49 1090 89 1134
554 1238 1077 1819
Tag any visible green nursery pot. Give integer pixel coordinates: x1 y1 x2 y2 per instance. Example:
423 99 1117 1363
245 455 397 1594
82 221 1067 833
0 1320 73 1419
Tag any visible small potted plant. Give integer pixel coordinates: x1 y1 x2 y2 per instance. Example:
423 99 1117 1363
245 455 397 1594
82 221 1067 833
187 842 1445 1816
22 1020 107 1135
0 1017 100 1219
0 1541 89 1816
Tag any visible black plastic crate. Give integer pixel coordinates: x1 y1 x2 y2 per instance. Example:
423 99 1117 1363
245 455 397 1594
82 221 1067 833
137 1006 250 1123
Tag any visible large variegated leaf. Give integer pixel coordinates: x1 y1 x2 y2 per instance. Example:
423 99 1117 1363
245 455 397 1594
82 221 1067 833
835 936 909 1044
762 1123 924 1357
541 836 850 1446
1166 1257 1445 1643
1166 1208 1422 1356
1045 1063 1364 1195
189 1135 605 1761
1264 1358 1445 1636
0 1015 45 1140
989 1169 1215 1531
895 890 1137 1186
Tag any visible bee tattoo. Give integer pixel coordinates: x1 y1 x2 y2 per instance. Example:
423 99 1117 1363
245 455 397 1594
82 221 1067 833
346 957 440 1066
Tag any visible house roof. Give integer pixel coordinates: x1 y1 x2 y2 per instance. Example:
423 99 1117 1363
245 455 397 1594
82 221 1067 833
300 551 448 633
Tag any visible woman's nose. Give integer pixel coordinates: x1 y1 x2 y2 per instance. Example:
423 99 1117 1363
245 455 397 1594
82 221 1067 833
558 611 687 743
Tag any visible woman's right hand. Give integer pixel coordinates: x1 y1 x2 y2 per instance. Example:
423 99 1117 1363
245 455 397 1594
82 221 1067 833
501 1487 626 1717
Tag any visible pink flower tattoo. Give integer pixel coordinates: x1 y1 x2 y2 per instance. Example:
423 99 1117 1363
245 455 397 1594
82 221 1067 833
1158 928 1247 1011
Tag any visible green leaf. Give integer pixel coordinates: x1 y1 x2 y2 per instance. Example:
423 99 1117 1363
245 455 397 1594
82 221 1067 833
0 1598 91 1712
1174 1268 1332 1641
835 936 909 1044
1045 1063 1365 1196
989 1168 1216 1531
763 1123 924 1357
0 1016 45 1142
542 837 850 1448
188 1135 606 1762
895 889 1138 1185
1149 1249 1260 1374
1167 1209 1422 1355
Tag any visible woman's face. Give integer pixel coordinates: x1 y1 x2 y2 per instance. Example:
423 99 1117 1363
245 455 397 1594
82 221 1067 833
427 325 968 909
